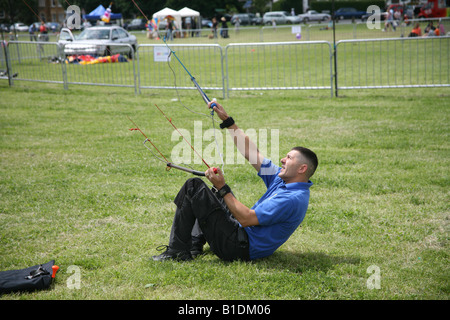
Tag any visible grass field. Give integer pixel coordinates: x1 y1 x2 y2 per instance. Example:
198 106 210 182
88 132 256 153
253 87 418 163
0 78 449 300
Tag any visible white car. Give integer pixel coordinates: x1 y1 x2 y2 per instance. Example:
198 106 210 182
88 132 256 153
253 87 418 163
298 10 331 23
263 11 301 25
58 26 137 57
11 23 29 32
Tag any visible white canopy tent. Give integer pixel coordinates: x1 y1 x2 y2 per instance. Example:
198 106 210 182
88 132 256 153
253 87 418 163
152 7 182 29
178 7 200 32
178 7 200 18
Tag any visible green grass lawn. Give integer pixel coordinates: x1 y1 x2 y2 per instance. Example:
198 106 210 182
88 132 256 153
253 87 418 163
0 80 448 300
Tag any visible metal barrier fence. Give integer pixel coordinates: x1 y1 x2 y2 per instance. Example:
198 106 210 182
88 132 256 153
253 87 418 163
0 40 6 66
4 41 64 85
136 43 225 98
2 41 137 91
336 36 450 91
62 43 136 92
225 41 333 97
1 37 449 96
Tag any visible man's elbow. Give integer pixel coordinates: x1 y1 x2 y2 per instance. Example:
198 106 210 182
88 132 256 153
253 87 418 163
240 220 256 228
239 210 259 227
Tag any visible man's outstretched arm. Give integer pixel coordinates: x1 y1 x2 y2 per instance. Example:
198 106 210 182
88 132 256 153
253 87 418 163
209 101 264 172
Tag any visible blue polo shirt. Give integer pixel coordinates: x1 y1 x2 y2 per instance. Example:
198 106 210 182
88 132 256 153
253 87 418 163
245 158 312 260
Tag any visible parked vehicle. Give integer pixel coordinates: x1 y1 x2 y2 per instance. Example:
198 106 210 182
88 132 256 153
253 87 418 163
250 13 262 25
201 19 213 28
58 26 137 58
418 0 448 19
334 8 366 20
298 10 331 23
45 22 60 33
10 23 29 32
361 10 387 22
263 11 301 25
231 13 261 25
1 24 11 32
127 18 147 31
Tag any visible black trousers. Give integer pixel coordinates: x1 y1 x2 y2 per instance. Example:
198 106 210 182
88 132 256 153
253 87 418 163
169 178 250 261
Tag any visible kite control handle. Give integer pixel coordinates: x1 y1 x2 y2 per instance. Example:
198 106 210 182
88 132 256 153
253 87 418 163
212 167 218 174
209 98 217 112
52 265 59 279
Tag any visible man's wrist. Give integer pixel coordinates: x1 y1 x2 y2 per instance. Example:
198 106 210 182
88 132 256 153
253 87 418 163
220 117 235 129
216 184 231 198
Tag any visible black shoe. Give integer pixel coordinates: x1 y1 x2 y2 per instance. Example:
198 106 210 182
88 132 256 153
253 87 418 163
151 245 192 261
190 245 204 258
191 235 206 258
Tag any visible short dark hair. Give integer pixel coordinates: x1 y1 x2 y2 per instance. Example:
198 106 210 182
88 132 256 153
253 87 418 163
291 146 318 178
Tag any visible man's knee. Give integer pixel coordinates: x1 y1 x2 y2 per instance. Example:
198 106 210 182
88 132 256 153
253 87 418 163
174 177 208 207
185 177 205 188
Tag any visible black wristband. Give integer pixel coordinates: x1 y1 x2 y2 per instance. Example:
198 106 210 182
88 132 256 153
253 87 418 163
217 184 232 198
220 117 235 129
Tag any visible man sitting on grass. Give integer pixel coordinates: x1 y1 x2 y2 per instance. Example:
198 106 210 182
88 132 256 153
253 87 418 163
152 101 318 262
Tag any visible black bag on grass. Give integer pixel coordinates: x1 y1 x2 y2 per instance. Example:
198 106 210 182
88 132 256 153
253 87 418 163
0 260 55 294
